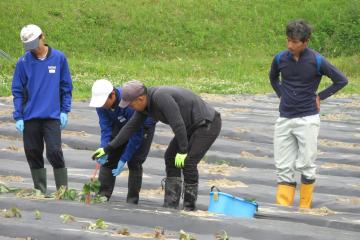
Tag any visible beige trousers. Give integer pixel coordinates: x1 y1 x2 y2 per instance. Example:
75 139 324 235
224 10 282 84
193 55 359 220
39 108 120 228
274 114 320 183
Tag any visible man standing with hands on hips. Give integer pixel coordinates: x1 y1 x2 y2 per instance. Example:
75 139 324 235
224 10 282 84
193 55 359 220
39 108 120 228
269 19 348 208
12 24 73 194
93 80 222 211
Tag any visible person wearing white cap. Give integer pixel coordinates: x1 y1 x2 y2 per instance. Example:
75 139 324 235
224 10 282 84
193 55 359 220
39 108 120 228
12 24 73 194
93 80 222 211
90 79 155 203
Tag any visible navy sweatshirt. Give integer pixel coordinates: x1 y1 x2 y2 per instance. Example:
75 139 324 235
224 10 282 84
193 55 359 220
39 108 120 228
269 48 348 118
12 47 73 121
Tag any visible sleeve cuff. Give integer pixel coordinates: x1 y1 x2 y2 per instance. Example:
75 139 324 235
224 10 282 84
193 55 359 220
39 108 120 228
178 149 187 154
104 145 113 154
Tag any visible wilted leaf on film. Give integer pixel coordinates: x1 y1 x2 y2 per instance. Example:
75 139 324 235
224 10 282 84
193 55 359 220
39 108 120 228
60 214 76 223
117 228 130 236
4 207 22 218
34 210 41 220
179 230 197 240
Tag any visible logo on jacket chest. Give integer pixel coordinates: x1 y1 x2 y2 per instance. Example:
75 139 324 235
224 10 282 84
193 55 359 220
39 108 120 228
117 116 127 123
48 66 56 73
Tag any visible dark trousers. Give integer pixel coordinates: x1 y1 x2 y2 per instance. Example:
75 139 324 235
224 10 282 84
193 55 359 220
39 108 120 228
103 124 155 170
164 112 222 184
23 119 65 169
99 123 155 201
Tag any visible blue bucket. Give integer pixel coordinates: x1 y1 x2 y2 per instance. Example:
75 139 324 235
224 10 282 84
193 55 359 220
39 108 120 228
208 186 258 218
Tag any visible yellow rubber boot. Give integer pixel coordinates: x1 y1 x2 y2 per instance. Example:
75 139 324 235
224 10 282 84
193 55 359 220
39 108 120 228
276 184 296 206
299 183 314 208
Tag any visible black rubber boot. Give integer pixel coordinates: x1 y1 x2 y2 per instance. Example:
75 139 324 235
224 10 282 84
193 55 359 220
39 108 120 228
30 168 47 194
127 168 143 204
163 177 182 209
53 167 68 190
98 166 116 200
183 183 198 211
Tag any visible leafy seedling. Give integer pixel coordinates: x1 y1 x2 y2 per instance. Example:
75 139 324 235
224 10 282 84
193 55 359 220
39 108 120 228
16 189 45 199
34 210 41 220
215 159 230 165
95 218 108 229
80 179 106 204
0 184 11 193
179 230 197 240
91 195 108 204
60 214 76 223
215 230 229 240
86 218 108 230
53 186 78 200
154 226 165 239
0 183 19 193
4 207 22 218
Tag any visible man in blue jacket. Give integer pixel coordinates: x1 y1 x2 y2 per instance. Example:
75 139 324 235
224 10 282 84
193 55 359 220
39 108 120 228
12 24 73 194
269 19 348 208
89 79 155 203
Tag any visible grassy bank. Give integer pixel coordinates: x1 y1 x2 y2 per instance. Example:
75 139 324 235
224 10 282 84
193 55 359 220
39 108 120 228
0 0 359 99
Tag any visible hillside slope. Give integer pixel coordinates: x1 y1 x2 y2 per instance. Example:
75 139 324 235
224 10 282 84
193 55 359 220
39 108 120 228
0 0 359 97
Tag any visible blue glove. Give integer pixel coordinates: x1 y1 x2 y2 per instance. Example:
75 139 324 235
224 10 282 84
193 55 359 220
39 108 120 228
15 120 24 133
112 160 126 176
96 155 108 165
60 112 68 129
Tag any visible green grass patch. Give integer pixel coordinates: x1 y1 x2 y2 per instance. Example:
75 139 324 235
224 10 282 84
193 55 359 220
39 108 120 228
0 0 359 99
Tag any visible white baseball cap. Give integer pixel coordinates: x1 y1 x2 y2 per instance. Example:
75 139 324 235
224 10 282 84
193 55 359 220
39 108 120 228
89 79 114 107
20 24 42 51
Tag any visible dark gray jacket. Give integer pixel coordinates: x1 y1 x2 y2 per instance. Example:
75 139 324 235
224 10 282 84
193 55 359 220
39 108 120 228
106 86 216 153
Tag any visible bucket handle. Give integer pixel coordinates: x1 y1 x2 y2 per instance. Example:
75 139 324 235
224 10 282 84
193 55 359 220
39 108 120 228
210 186 221 201
210 186 221 193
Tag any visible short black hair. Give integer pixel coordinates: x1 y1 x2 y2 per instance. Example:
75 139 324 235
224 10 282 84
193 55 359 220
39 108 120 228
286 19 312 42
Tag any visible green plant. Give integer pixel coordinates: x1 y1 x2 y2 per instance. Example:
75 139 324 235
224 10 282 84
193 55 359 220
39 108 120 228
86 218 108 230
34 210 41 220
215 160 230 165
79 179 107 204
60 214 76 223
215 230 229 240
154 226 165 239
179 230 196 240
82 179 101 194
4 207 21 218
0 183 19 193
52 186 78 200
16 189 45 199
